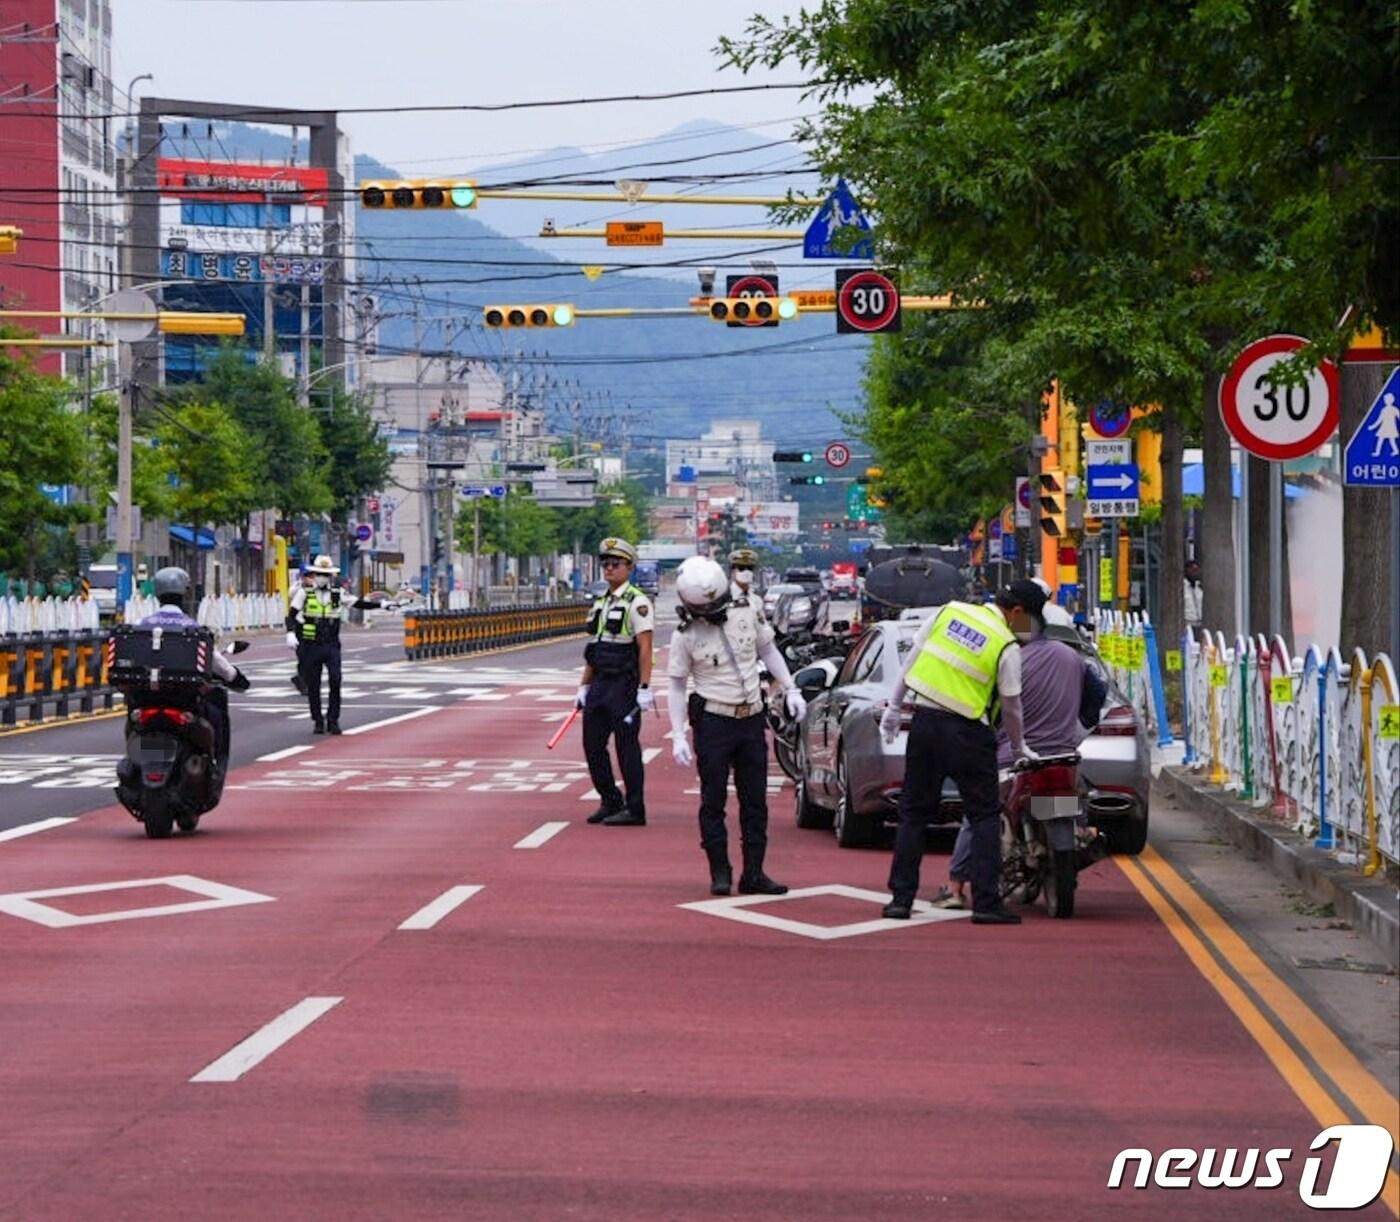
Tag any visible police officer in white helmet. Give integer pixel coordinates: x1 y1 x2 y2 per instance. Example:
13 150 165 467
668 555 807 896
286 554 382 734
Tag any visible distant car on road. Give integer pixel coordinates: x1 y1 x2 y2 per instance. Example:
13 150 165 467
790 618 1150 853
633 562 660 598
782 567 824 595
85 565 119 620
830 562 859 597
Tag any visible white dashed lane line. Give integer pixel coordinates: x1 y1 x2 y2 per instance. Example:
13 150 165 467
397 885 484 930
257 745 316 763
342 708 441 736
0 817 78 842
189 996 344 1083
513 821 569 849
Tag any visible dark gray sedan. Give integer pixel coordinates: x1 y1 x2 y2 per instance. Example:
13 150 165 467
790 619 1150 852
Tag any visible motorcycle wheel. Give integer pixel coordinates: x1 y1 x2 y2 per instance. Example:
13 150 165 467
1043 847 1077 918
773 727 801 782
142 791 175 840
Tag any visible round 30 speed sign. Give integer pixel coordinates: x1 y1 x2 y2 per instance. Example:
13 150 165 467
836 269 901 334
1219 334 1340 460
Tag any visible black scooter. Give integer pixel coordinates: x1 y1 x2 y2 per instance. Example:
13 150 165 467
109 627 250 838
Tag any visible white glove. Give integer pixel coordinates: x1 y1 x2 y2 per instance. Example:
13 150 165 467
576 684 590 709
672 734 695 767
637 687 655 712
879 703 903 744
784 688 807 720
285 632 298 650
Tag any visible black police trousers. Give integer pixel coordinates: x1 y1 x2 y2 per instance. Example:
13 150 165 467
692 707 769 873
297 639 343 725
888 706 1003 913
582 675 644 817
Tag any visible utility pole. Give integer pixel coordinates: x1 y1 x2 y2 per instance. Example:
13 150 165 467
297 277 310 406
263 199 276 361
116 340 134 610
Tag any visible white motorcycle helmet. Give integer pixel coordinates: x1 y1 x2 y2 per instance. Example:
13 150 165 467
676 555 731 620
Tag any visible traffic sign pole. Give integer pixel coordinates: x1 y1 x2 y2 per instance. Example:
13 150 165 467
1270 461 1282 641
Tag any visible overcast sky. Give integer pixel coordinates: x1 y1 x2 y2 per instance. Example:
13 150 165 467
113 0 820 172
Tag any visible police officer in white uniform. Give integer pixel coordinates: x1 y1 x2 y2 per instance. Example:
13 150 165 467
668 556 806 896
577 538 654 826
728 546 761 609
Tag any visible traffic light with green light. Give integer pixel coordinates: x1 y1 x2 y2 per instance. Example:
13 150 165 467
789 475 825 486
707 297 799 323
772 450 813 463
1039 468 1067 538
482 304 577 329
360 179 478 209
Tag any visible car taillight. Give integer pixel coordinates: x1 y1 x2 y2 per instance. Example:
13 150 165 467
1094 705 1138 737
137 707 192 726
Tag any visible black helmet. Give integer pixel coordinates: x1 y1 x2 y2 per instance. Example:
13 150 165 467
154 566 191 604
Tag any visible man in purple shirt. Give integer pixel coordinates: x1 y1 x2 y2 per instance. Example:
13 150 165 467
931 585 1094 909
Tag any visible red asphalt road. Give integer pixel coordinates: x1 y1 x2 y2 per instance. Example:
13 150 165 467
0 684 1378 1219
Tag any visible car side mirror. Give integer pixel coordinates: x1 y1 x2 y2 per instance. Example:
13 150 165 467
227 640 251 655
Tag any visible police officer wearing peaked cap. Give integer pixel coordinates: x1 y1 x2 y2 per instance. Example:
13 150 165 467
577 538 654 826
728 546 761 610
286 554 383 735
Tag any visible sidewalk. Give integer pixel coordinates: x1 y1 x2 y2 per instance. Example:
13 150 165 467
1153 752 1399 968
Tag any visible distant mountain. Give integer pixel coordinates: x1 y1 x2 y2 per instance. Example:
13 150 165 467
156 121 871 446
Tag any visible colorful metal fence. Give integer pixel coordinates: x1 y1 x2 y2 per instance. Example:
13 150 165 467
1091 609 1398 874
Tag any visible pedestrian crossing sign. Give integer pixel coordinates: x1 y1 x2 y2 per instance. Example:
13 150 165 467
1343 365 1400 487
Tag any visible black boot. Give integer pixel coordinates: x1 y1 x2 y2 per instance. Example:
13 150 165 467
601 808 645 826
706 851 733 897
586 805 622 825
739 873 788 896
312 720 325 734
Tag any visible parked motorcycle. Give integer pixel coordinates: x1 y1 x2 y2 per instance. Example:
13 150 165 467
108 626 250 839
1000 752 1107 919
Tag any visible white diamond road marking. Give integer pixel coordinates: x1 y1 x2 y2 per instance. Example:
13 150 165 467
679 884 971 940
0 874 276 928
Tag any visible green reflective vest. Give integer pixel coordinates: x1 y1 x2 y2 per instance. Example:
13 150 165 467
905 601 1016 720
301 590 343 640
590 584 641 641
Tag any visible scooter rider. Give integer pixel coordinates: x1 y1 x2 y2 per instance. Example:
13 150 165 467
577 537 653 827
286 554 382 735
668 555 806 896
121 566 249 786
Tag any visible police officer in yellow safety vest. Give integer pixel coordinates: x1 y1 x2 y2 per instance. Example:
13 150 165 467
878 580 1042 924
577 538 654 826
285 554 382 735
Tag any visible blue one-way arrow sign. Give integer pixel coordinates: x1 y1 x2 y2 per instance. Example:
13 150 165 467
1086 462 1141 518
803 178 875 260
1343 365 1400 488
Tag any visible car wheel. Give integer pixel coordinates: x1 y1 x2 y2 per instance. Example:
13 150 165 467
833 746 877 848
773 727 801 782
794 773 833 830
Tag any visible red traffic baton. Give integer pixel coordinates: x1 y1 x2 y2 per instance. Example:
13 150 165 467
547 704 582 750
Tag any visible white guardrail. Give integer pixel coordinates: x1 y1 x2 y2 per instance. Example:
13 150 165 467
119 593 288 632
1090 609 1399 876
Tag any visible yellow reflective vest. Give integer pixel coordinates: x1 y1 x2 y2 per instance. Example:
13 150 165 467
905 601 1016 720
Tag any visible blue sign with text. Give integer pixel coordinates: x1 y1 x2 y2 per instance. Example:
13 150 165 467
803 178 875 260
1343 365 1400 488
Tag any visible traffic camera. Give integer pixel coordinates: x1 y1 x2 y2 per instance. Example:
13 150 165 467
707 297 799 323
1039 468 1067 538
482 304 577 329
359 179 478 209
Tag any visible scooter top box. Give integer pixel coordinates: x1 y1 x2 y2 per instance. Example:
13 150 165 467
106 624 215 689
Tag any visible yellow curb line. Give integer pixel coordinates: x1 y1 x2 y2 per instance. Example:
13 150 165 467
1119 848 1398 1217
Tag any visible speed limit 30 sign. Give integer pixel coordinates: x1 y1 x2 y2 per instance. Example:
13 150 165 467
1220 334 1340 460
836 268 901 334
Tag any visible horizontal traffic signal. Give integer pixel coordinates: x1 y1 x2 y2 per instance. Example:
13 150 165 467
360 179 478 209
789 475 825 486
772 450 813 463
708 297 799 323
482 304 577 329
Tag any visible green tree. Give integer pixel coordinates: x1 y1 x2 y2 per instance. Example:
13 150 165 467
554 479 649 558
0 339 87 583
458 487 559 566
721 0 1398 651
316 390 393 519
152 401 258 529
